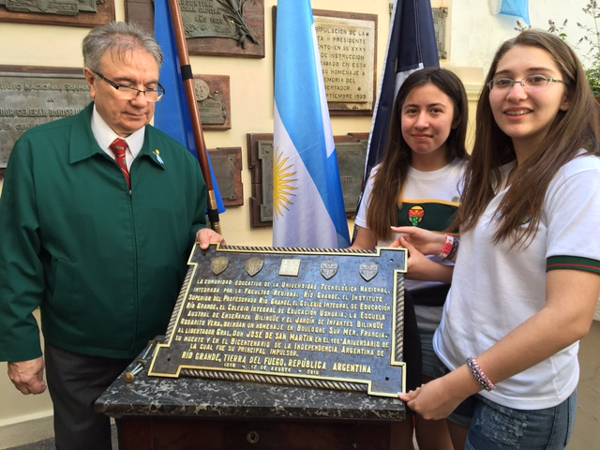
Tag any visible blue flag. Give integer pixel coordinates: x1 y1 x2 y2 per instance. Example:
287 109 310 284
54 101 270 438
154 0 225 214
364 0 440 182
497 0 530 26
273 0 350 248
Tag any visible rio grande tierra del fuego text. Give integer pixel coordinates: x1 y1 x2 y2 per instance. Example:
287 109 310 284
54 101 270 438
175 279 393 377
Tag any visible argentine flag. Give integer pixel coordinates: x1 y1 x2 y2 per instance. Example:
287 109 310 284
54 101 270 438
273 0 350 248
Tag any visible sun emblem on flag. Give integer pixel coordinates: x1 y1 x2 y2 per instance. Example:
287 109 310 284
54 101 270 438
273 149 298 217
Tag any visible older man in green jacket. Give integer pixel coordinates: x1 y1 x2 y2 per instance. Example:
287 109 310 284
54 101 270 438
0 22 223 449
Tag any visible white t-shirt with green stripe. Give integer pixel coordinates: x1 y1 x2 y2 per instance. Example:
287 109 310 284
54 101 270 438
356 158 466 330
434 153 600 410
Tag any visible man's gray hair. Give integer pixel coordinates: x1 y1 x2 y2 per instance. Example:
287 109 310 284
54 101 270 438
83 21 164 72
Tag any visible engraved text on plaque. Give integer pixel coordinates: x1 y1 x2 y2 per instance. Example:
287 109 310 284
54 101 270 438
149 245 407 397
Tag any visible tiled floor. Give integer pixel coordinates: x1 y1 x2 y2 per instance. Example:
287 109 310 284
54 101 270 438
7 321 600 449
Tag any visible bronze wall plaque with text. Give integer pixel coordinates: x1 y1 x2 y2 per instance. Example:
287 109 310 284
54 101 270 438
125 0 265 58
208 147 243 207
194 74 231 131
149 244 407 398
0 0 115 27
0 66 90 168
314 10 376 115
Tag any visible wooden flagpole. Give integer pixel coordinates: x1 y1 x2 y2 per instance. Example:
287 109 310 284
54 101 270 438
168 0 222 235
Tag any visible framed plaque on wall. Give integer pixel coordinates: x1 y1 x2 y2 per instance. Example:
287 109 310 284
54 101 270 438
0 0 115 27
126 0 265 58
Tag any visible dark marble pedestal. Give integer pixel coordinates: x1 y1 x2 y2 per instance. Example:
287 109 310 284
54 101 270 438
96 357 406 449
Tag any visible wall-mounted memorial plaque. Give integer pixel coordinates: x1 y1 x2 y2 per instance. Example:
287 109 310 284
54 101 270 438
125 0 265 58
0 0 114 27
208 147 243 207
194 75 231 131
0 66 90 169
314 10 377 115
272 8 377 116
148 244 407 398
247 133 368 228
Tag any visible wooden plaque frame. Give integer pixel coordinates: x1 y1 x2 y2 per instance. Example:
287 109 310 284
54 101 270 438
247 132 273 228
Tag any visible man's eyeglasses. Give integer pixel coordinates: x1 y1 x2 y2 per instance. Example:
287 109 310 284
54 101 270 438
488 75 567 91
92 70 165 102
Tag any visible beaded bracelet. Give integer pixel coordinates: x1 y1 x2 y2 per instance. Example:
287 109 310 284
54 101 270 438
445 236 460 261
466 356 496 391
438 235 454 258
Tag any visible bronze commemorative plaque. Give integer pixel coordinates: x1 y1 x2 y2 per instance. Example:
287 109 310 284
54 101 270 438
0 0 115 27
0 66 89 168
207 147 243 207
194 74 231 130
313 10 377 115
125 0 265 58
148 244 407 397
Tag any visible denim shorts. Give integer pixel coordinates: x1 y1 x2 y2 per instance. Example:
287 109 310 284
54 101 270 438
431 353 577 449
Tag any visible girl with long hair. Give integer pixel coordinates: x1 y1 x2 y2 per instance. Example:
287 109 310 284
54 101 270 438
352 67 469 450
397 30 600 449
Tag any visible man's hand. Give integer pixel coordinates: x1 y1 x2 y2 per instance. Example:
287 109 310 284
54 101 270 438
196 228 226 250
8 357 47 395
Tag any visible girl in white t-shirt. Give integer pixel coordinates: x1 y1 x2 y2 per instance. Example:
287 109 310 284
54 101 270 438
396 30 600 450
352 67 469 450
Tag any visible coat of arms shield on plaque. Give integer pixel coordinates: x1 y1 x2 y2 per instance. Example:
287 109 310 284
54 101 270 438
320 260 338 280
360 261 378 282
245 257 264 277
210 256 229 275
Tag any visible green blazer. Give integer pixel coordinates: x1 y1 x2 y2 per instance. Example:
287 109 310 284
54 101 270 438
0 103 207 361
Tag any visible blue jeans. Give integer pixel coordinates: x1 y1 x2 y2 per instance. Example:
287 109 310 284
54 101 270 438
431 353 577 449
463 392 577 450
